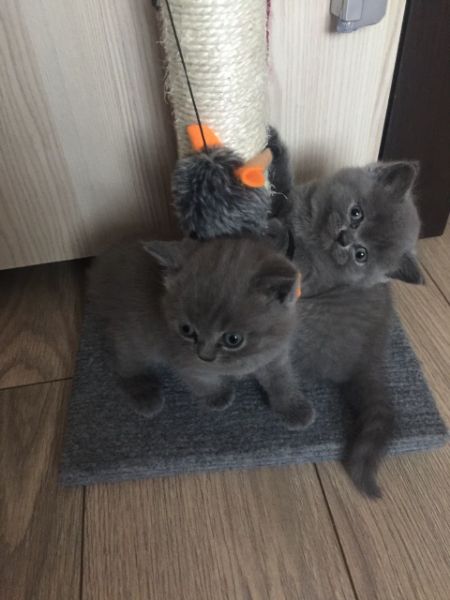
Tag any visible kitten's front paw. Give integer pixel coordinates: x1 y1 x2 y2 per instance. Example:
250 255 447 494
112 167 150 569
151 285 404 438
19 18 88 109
202 387 235 411
119 374 165 418
277 400 315 430
133 391 165 418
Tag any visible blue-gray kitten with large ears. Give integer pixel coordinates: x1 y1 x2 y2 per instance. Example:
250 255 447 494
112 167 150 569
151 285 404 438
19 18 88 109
88 237 313 429
293 160 422 292
269 128 423 498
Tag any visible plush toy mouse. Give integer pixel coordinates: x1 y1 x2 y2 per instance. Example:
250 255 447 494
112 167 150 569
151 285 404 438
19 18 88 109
172 124 273 240
170 124 301 298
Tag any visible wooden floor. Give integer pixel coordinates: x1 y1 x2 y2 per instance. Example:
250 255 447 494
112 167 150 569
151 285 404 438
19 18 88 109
1 225 449 600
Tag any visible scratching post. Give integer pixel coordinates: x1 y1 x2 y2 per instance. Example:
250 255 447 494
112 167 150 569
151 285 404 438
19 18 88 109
62 315 447 486
61 1 448 490
160 0 268 159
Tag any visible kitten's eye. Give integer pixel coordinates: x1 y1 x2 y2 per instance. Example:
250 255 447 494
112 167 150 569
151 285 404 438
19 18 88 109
354 246 368 263
350 204 364 227
179 323 196 339
222 332 244 349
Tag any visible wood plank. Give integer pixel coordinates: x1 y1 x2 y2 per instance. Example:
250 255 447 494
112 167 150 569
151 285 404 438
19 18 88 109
316 274 450 600
269 0 406 181
0 261 84 389
0 0 177 269
84 466 357 600
317 448 450 600
0 381 83 600
419 219 450 302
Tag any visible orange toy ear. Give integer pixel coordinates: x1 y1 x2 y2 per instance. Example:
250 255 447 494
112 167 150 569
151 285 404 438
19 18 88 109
187 124 222 152
295 272 302 300
235 147 273 188
186 126 273 189
234 165 266 188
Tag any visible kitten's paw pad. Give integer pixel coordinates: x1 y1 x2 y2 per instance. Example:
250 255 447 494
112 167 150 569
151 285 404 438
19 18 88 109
204 388 235 411
278 402 315 430
133 393 165 418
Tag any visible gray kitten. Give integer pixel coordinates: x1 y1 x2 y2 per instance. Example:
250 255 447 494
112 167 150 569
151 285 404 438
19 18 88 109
269 129 423 497
88 237 313 428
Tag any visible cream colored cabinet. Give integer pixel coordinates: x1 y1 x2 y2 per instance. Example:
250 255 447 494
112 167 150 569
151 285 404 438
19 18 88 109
0 0 405 269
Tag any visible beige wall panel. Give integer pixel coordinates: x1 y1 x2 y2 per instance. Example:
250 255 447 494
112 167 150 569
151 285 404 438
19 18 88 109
0 1 405 268
0 1 176 269
269 0 406 180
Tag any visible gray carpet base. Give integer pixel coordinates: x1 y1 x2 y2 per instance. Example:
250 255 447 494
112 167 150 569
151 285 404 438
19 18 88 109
60 311 448 486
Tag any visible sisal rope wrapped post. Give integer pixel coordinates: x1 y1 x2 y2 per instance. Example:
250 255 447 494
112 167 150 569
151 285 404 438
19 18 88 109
160 0 268 160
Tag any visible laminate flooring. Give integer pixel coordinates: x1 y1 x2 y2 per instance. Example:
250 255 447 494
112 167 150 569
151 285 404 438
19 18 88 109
1 225 449 600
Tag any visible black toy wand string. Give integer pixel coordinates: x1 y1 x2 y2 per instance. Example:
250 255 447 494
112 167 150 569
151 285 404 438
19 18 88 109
163 0 209 153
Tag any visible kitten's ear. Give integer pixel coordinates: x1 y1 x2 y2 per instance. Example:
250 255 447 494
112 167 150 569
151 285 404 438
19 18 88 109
387 252 424 285
142 239 195 272
370 161 419 200
253 259 299 305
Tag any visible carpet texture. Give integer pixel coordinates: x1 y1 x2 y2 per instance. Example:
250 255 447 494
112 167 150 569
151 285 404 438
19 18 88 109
60 310 447 486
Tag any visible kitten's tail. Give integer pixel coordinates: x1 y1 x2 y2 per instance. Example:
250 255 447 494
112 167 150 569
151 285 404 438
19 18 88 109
341 373 394 498
267 126 294 218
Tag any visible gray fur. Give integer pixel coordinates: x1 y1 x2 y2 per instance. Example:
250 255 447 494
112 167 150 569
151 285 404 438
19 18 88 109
172 147 271 239
88 237 313 428
289 161 421 294
267 126 294 217
270 129 423 496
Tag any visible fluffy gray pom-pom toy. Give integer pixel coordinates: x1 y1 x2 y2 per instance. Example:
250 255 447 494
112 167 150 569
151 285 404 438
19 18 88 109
172 145 272 240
